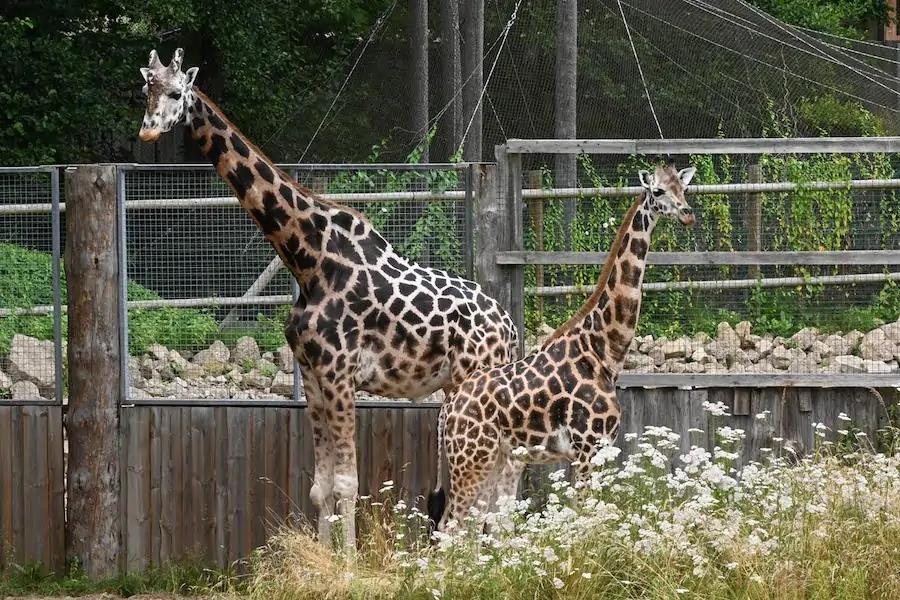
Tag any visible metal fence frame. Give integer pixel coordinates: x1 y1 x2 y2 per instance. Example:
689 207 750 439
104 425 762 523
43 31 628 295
0 166 63 406
496 137 900 388
116 163 476 407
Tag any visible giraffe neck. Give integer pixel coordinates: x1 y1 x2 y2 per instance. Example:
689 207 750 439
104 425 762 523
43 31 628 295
548 193 659 378
185 89 326 282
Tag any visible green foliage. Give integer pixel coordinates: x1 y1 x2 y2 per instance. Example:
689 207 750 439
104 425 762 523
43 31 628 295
0 560 234 596
0 1 393 165
0 242 217 356
746 0 890 39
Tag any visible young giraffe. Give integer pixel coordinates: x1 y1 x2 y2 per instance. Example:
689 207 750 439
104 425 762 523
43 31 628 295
138 49 518 548
430 163 696 530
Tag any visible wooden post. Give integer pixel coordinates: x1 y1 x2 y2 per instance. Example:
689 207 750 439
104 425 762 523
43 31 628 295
410 0 430 161
461 0 484 161
527 170 545 323
507 153 525 358
554 0 577 251
747 164 762 279
438 0 463 156
65 165 121 578
473 163 508 309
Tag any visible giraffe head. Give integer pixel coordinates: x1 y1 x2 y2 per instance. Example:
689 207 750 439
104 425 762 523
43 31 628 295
138 48 199 142
638 163 696 226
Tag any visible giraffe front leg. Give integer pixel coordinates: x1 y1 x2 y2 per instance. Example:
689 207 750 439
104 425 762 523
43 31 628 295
323 381 359 553
301 368 336 543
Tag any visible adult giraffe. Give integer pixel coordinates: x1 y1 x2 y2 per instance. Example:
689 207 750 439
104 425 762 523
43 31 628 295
137 49 518 548
430 163 696 531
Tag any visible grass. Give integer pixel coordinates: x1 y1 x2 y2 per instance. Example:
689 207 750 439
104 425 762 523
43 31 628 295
243 412 900 600
0 561 235 597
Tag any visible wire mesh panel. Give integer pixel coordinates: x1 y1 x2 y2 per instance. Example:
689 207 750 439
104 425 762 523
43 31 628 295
0 168 63 404
121 164 472 403
507 146 900 383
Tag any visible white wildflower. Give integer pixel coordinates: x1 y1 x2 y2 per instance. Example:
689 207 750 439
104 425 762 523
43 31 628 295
552 578 565 589
838 412 851 422
702 400 731 416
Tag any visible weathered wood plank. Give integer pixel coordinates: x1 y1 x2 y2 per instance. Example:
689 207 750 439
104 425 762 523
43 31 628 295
504 136 900 155
149 408 162 566
47 407 65 572
190 407 215 563
180 408 193 561
124 408 151 573
22 406 49 567
226 408 249 565
496 250 900 266
0 407 13 569
214 407 228 569
10 408 23 566
616 373 900 388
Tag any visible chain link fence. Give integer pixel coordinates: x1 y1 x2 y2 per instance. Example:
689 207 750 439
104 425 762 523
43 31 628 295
0 167 63 404
120 164 473 403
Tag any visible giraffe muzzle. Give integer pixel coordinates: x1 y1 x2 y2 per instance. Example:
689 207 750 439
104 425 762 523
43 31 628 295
678 207 696 226
138 127 161 142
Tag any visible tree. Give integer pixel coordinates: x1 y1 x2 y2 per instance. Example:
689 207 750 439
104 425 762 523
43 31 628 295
746 0 889 38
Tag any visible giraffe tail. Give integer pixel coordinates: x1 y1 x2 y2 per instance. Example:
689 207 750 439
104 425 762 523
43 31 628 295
427 405 447 531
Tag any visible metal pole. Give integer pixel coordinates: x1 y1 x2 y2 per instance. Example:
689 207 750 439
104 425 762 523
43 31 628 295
50 167 63 405
117 168 130 405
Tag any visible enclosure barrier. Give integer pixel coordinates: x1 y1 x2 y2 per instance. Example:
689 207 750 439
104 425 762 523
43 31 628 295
493 137 900 388
1 150 899 574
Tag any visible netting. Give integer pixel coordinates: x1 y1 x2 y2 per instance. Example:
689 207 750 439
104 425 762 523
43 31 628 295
0 169 63 403
294 0 900 162
121 165 471 401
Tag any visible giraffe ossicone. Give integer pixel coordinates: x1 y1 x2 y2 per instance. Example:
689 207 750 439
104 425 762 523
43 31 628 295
137 49 519 549
430 163 696 532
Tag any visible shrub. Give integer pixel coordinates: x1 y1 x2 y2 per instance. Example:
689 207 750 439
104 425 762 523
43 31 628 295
0 243 218 355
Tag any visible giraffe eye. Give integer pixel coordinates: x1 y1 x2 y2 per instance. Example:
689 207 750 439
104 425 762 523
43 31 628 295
652 189 664 197
168 91 182 100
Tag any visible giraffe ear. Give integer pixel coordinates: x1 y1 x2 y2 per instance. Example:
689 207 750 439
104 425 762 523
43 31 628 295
140 67 151 82
185 67 199 88
678 167 696 187
148 49 162 69
638 170 653 189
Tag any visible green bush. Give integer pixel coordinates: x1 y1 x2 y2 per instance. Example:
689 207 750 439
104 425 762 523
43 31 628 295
0 243 218 355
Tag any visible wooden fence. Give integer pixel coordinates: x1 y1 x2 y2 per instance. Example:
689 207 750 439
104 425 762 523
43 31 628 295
0 406 65 572
118 386 891 571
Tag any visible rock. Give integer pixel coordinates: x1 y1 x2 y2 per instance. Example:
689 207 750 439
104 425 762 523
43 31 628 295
537 323 555 338
843 330 864 351
192 340 230 366
128 386 153 400
242 370 272 390
148 343 169 361
706 341 730 361
262 351 274 361
692 331 711 345
232 336 261 365
881 320 900 343
202 361 229 376
824 334 851 356
859 329 894 362
755 338 774 356
833 355 865 373
731 349 753 366
809 340 832 358
668 361 687 374
0 369 11 391
625 353 655 369
278 345 295 373
716 322 741 349
790 327 819 351
182 363 205 379
734 321 752 342
684 362 705 373
271 371 294 395
861 359 897 374
649 347 665 366
661 339 688 360
769 345 792 370
7 334 56 393
11 380 41 401
690 347 712 364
